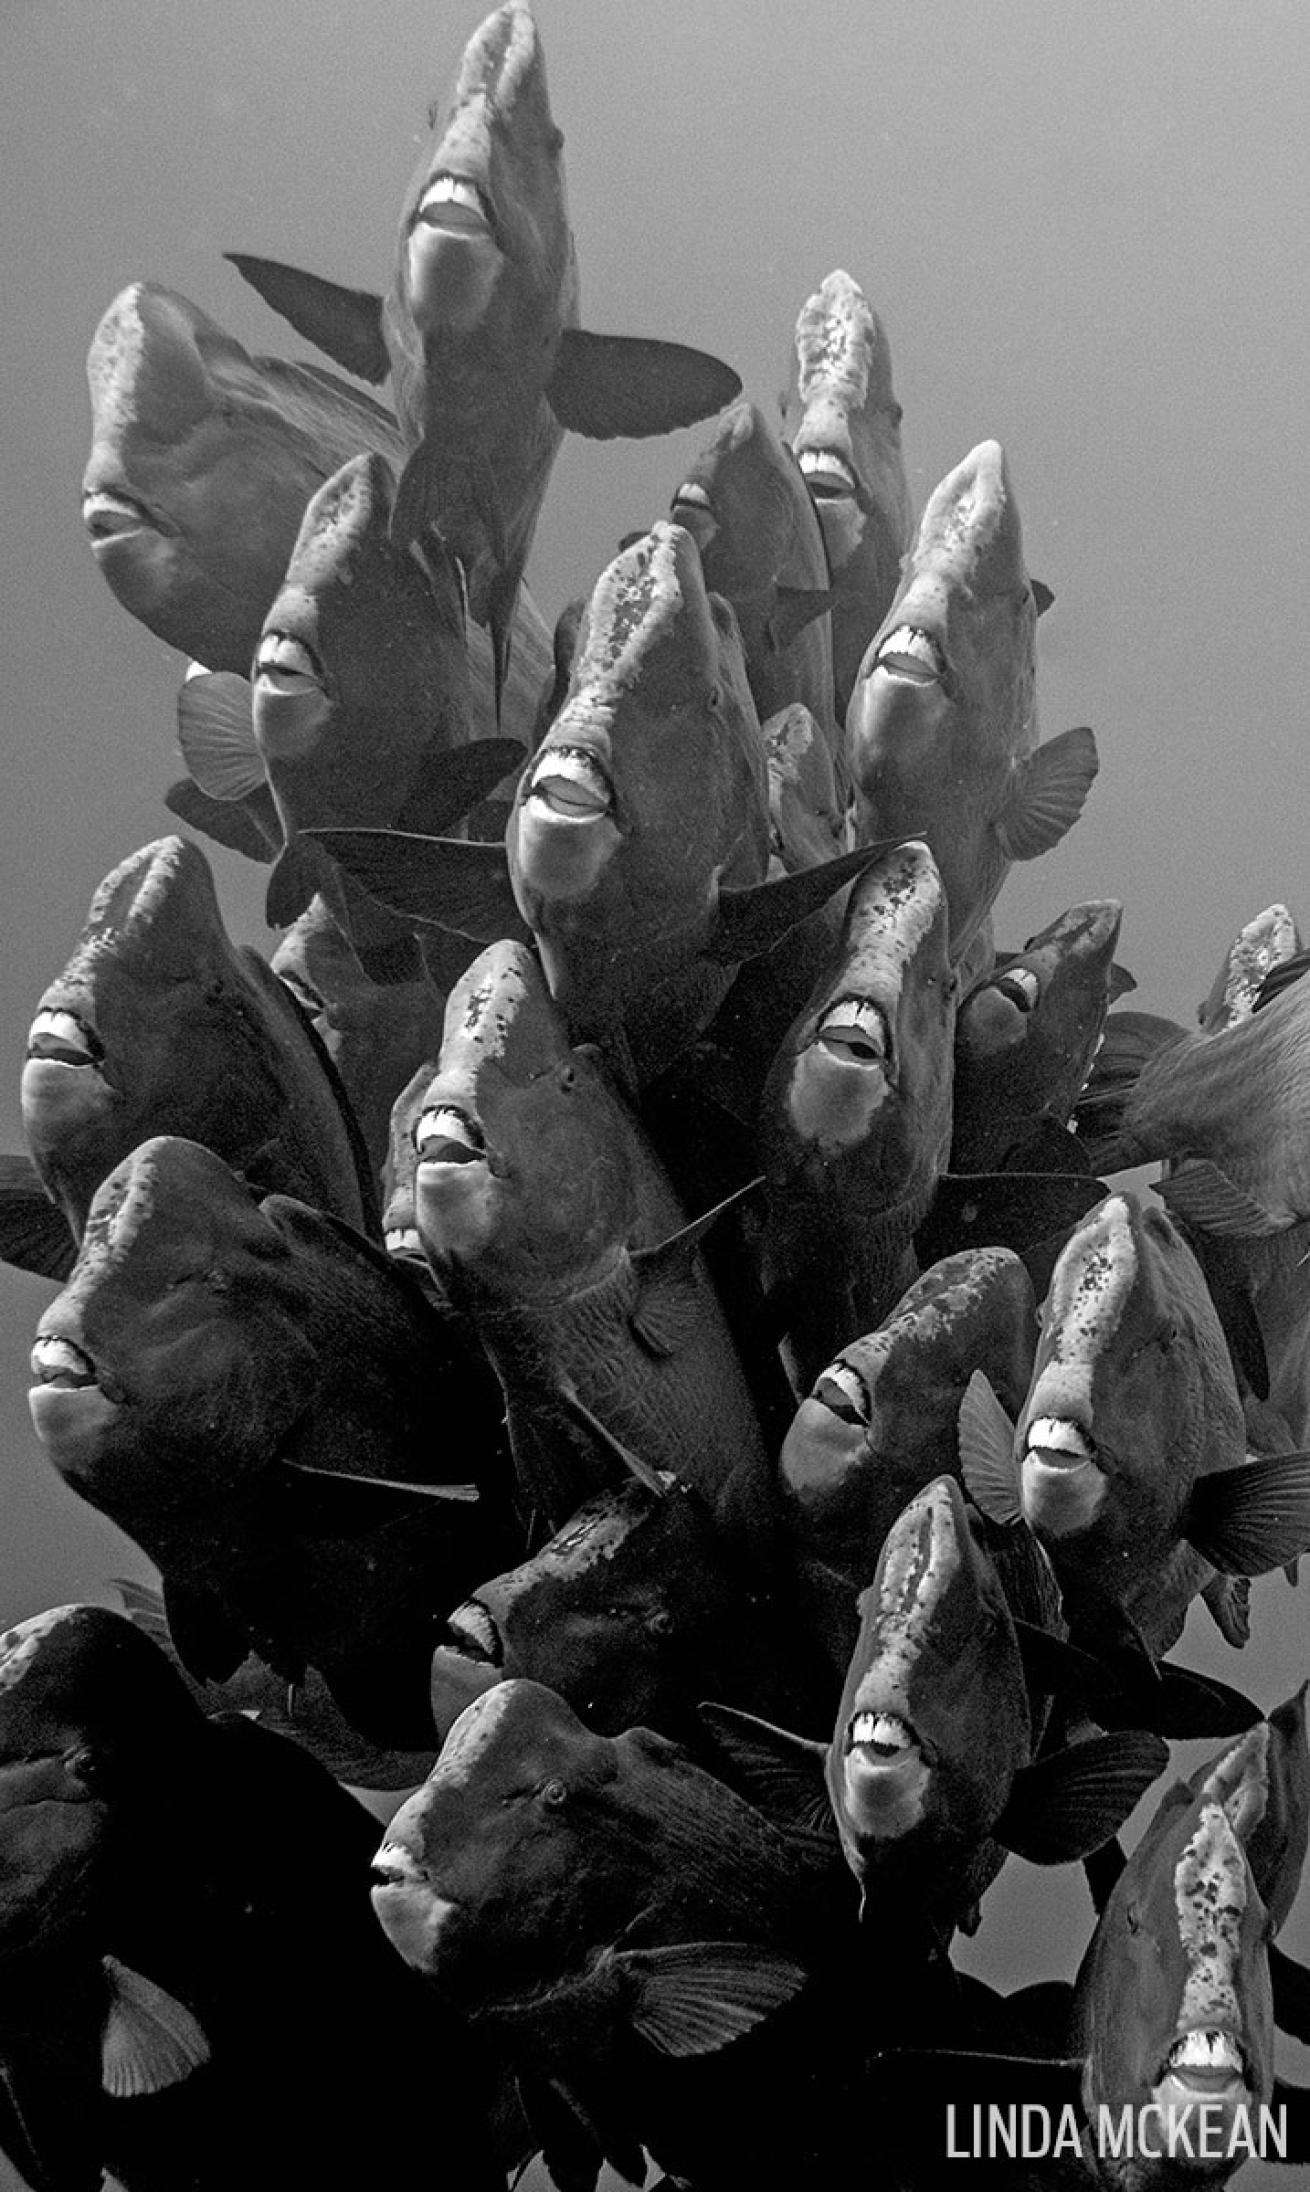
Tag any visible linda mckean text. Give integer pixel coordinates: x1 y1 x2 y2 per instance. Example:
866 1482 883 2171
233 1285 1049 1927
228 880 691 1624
945 2101 1288 2165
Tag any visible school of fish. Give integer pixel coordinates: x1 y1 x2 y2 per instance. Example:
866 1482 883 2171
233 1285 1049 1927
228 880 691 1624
2 7 1309 2188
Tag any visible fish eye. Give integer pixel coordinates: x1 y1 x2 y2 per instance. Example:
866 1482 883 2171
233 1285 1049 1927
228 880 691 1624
64 1746 107 1789
556 1064 577 1095
1125 1902 1141 1935
540 1778 567 1809
706 683 723 711
645 1610 673 1638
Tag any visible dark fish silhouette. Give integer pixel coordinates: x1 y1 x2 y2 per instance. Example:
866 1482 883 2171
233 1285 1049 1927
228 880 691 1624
847 439 1098 963
2 837 376 1282
26 1136 506 1742
0 1604 509 2192
782 268 913 720
228 4 740 705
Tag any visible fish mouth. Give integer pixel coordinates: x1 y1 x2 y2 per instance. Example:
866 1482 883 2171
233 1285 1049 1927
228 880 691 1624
414 172 497 241
414 1105 487 1168
845 1709 921 1766
443 1600 503 1667
526 746 614 823
814 1359 871 1428
1161 2030 1247 2092
874 625 946 685
669 481 718 549
815 996 890 1067
384 1224 426 1262
253 630 325 699
991 966 1041 1014
81 487 162 545
796 448 858 500
1023 1416 1099 1475
30 1336 98 1391
26 1010 104 1069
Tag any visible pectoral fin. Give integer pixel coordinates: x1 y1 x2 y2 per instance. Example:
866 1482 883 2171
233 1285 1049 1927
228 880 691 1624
1156 1159 1291 1239
0 1156 76 1280
547 328 741 440
1201 1570 1251 1646
696 1702 833 1837
392 738 526 840
765 586 837 653
100 1958 210 2098
957 1370 1024 1526
265 835 335 930
304 828 524 943
628 1178 763 1356
162 1576 247 1686
177 669 265 801
620 1941 807 2057
994 724 1099 861
1185 1451 1310 1574
224 252 390 383
550 1384 669 1498
710 840 896 965
994 1731 1168 1862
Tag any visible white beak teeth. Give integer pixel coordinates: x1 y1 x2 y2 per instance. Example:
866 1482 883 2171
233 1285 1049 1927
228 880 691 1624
82 490 151 539
672 481 712 511
27 1010 99 1065
817 997 889 1064
385 1227 424 1258
529 747 612 819
797 449 857 493
446 1601 500 1664
1167 2031 1243 2075
30 1336 97 1388
876 626 945 683
993 965 1041 1012
1025 1417 1095 1468
815 1360 871 1426
415 1106 486 1165
418 174 491 225
850 1711 915 1755
254 632 322 694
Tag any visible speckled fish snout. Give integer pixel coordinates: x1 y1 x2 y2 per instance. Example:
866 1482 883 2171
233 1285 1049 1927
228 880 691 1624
1018 1193 1140 1539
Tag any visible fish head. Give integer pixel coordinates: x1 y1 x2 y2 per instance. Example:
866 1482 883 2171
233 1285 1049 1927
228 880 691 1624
1017 1192 1241 1552
252 454 470 828
785 269 903 565
372 1677 632 2006
21 837 284 1228
1196 1693 1308 1937
401 5 571 342
1078 1793 1275 2163
670 398 800 587
28 1137 319 1511
764 839 955 1178
954 900 1124 1132
430 1478 720 1738
763 703 846 866
850 439 1036 780
82 283 334 670
412 943 635 1294
1198 902 1302 1033
0 1605 202 1965
829 1475 1027 1861
509 521 763 919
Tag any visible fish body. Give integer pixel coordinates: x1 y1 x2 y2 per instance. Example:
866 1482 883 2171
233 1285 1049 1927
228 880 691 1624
372 1678 854 2189
1073 1782 1277 2190
0 1604 507 2192
758 838 957 1391
846 439 1098 962
411 942 777 1555
783 268 913 720
16 837 375 1253
26 1136 506 1741
230 5 739 700
950 899 1126 1173
81 280 552 739
779 1246 1040 1671
959 1191 1310 1659
669 398 838 757
429 1476 830 1746
177 451 523 937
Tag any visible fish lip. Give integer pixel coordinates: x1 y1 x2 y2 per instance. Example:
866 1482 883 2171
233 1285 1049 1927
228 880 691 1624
81 485 170 545
814 1359 871 1427
526 744 615 824
413 1104 488 1169
443 1600 503 1667
1158 2028 1249 2093
991 967 1041 1014
814 995 891 1069
29 1333 126 1406
412 170 500 247
844 1708 926 1767
873 624 948 685
253 627 326 693
25 1009 105 1069
384 1225 427 1265
796 447 859 500
669 482 718 549
1022 1415 1101 1475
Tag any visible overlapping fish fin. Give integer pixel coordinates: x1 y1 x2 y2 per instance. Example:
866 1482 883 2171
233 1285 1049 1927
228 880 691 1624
1253 944 1310 1012
111 1576 174 1652
304 827 525 943
265 833 335 930
1072 1007 1188 1153
224 252 390 383
765 585 837 653
696 1702 834 1837
177 667 265 801
709 839 898 965
1108 958 1137 1000
864 2045 1081 2116
1156 1158 1290 1238
1082 1835 1129 1914
1031 579 1056 616
485 567 523 726
958 1370 1023 1526
618 1941 808 2057
994 1731 1168 1862
917 1168 1108 1273
1185 1451 1310 1574
0 1155 76 1280
164 776 279 864
629 1177 764 1356
546 328 741 439
1180 1230 1272 1399
162 1575 248 1685
1003 1117 1095 1176
1012 1618 1261 1738
1201 1570 1252 1646
514 2074 606 2192
100 1958 211 2098
1271 1944 1310 2043
1140 1662 1261 1738
1002 1978 1078 2052
281 1457 478 1514
550 1383 669 1498
390 440 438 552
995 724 1099 861
391 737 525 840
